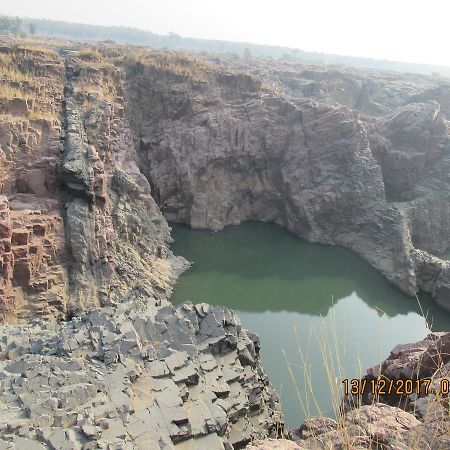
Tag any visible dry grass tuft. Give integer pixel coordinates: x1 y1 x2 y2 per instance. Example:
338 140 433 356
0 83 34 100
76 47 102 62
283 295 450 449
125 49 218 82
17 43 58 57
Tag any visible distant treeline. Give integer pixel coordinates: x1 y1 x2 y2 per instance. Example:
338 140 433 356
0 15 36 36
2 15 450 77
0 15 23 35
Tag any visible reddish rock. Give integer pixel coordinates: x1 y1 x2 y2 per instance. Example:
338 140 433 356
31 279 49 292
28 244 39 254
17 169 48 195
293 404 420 449
2 252 14 278
366 332 450 381
0 239 11 253
13 260 32 285
11 229 30 246
32 223 46 236
6 98 31 117
246 439 304 450
0 221 11 239
0 46 69 323
11 245 28 258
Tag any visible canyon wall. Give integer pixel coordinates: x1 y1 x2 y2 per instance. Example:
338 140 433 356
0 41 283 448
2 42 450 319
0 41 186 321
124 51 450 310
1 38 450 448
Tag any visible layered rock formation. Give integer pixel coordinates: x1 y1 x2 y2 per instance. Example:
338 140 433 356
2 41 449 324
0 194 67 321
0 301 281 448
1 37 450 449
0 41 186 320
0 42 68 322
1 42 449 315
0 40 283 448
60 50 179 316
215 56 443 117
124 50 450 309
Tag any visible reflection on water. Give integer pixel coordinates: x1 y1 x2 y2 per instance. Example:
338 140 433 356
170 222 450 427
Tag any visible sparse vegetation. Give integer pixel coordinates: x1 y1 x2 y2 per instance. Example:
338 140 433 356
124 49 218 82
18 43 58 56
0 65 36 83
0 42 63 122
9 15 449 77
124 51 143 65
28 109 59 122
0 83 34 100
76 47 102 61
0 53 13 65
283 297 450 448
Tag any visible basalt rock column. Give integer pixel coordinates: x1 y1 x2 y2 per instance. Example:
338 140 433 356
124 51 450 311
0 43 68 322
61 48 188 315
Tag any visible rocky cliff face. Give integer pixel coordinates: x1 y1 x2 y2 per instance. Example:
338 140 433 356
123 50 450 310
60 49 182 316
1 38 450 449
3 41 449 319
215 56 443 117
0 41 283 448
0 42 68 322
0 42 186 321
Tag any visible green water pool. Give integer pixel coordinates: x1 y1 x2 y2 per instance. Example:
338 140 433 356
169 222 450 427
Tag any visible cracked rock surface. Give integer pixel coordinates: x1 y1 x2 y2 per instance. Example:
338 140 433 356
0 300 281 448
2 38 450 449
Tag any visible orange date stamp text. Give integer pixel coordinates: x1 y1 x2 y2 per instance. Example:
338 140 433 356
341 378 449 396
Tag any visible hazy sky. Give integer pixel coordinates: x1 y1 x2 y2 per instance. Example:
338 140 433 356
2 0 449 66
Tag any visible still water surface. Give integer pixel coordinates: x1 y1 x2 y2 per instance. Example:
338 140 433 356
170 222 450 427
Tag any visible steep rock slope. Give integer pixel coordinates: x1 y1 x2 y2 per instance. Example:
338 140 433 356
124 51 450 309
61 48 182 315
0 42 68 321
0 41 186 321
1 39 450 449
0 41 283 448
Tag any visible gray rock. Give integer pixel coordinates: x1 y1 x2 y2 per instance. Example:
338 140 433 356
0 302 282 448
127 58 450 309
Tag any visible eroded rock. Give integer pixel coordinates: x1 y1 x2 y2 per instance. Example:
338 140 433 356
0 300 282 448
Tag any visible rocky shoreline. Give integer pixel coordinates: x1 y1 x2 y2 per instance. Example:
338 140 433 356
0 37 450 448
252 332 450 449
0 299 282 448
